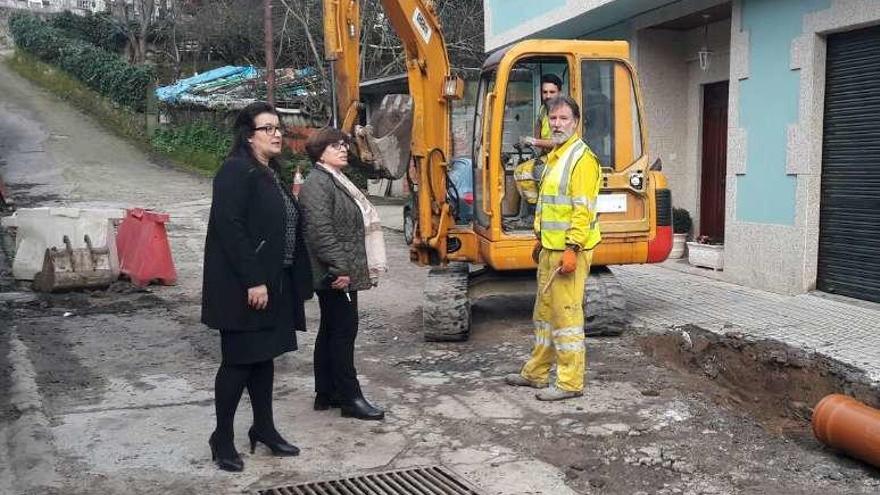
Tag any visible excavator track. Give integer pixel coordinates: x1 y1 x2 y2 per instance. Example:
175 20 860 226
423 262 470 341
584 266 628 336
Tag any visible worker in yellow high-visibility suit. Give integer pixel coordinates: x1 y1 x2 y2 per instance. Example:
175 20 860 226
505 95 602 401
515 74 563 199
515 74 564 215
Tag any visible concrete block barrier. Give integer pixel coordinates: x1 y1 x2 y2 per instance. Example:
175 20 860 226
1 207 124 280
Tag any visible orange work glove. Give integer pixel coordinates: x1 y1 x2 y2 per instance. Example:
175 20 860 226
532 240 542 264
559 247 578 274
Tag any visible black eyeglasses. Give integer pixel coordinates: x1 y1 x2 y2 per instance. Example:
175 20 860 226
329 140 350 150
254 124 285 136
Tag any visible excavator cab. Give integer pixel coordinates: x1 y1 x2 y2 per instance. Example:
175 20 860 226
462 41 670 271
488 57 572 232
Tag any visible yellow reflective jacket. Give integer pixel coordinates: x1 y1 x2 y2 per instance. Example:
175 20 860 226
537 105 552 140
517 106 552 205
534 134 602 250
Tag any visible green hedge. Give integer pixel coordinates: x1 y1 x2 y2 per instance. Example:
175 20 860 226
49 11 123 53
151 122 232 175
9 11 152 111
150 122 318 179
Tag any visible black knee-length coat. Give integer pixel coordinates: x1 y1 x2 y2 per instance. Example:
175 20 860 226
201 150 313 332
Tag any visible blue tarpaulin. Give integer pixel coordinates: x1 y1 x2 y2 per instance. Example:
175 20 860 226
155 66 259 103
156 65 323 112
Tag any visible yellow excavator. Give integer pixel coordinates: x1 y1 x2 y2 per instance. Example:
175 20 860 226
323 0 672 340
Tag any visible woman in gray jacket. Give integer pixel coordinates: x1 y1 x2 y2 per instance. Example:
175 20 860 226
299 127 387 421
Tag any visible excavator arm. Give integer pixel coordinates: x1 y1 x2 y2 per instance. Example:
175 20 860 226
323 0 463 265
322 0 361 131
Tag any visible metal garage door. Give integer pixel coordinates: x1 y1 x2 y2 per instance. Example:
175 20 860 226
817 25 880 303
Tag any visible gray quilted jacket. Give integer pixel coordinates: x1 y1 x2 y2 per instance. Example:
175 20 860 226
299 166 372 292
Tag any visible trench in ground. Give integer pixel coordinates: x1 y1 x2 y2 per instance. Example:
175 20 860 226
637 324 880 437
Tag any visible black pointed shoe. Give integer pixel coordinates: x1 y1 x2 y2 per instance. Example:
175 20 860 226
248 426 300 457
209 432 244 472
314 393 343 411
340 397 385 421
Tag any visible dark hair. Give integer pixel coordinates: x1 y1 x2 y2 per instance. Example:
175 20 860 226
304 126 351 163
228 102 282 169
540 74 563 91
545 95 581 122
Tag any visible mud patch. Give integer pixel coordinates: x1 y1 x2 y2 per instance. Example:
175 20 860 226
12 314 109 415
639 325 880 433
8 289 165 317
1 218 21 422
6 288 171 416
0 221 16 293
0 305 19 423
3 182 61 207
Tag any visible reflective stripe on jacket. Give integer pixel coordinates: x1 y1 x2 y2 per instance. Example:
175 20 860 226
534 134 602 250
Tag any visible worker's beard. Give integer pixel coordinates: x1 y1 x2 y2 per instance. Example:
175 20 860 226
551 128 574 145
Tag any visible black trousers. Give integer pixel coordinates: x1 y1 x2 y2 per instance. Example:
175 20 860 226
314 289 360 401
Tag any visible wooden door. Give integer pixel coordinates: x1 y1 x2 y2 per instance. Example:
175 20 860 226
700 81 729 241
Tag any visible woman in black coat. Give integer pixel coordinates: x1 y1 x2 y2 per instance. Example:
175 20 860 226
201 102 312 472
299 126 387 421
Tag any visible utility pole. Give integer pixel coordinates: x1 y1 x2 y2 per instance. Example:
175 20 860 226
264 0 275 105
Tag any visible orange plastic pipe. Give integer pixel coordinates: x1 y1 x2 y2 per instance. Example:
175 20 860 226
812 394 880 467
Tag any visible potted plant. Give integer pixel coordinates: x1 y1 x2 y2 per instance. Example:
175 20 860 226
670 208 692 259
687 235 724 271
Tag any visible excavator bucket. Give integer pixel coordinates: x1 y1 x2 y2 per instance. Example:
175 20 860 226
33 235 116 292
353 94 413 180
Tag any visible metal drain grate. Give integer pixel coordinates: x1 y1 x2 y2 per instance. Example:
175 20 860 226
256 465 483 495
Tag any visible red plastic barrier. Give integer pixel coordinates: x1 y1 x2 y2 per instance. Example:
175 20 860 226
116 208 177 287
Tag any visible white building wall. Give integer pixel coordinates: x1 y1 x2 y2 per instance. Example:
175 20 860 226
634 29 690 212
629 18 730 228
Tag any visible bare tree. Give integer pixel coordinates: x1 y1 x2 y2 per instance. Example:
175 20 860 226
154 0 183 78
277 0 326 77
136 0 157 64
181 0 264 65
109 0 160 64
360 0 485 80
152 0 483 120
164 0 482 76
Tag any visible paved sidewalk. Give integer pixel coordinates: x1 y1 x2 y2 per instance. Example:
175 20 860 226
614 263 880 385
373 195 880 384
375 202 405 232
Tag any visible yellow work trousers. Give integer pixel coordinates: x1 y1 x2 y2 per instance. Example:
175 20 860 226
521 249 592 392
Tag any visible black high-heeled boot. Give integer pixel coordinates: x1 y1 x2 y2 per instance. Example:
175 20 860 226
248 426 300 457
340 396 385 421
209 432 244 472
314 393 343 411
